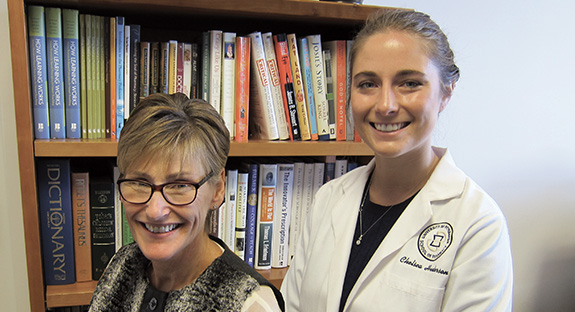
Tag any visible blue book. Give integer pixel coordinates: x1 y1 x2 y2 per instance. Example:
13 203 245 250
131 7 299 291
62 9 81 139
37 158 76 285
298 37 319 140
116 17 125 137
244 163 259 267
27 5 50 139
45 7 66 139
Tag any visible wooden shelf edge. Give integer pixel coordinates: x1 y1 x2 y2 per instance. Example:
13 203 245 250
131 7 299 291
45 268 287 308
35 139 374 157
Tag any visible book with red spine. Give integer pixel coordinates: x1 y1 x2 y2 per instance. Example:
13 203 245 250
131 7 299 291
273 33 301 141
234 36 251 143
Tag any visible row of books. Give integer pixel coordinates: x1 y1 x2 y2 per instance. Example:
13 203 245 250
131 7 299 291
27 5 361 142
36 156 358 285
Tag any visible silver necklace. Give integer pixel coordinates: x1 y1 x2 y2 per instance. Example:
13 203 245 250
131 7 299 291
356 175 394 246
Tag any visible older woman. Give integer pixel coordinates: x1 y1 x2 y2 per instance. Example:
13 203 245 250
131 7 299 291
89 93 284 311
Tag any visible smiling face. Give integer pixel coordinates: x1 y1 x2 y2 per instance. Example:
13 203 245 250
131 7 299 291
351 30 451 160
122 153 224 265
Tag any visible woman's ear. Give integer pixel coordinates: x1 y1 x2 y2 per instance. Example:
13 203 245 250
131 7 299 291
211 169 226 209
440 82 455 113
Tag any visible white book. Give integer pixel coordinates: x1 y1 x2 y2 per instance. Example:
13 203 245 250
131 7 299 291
263 32 290 140
209 30 223 113
306 34 330 140
272 163 294 268
255 163 277 270
235 172 249 260
248 32 279 140
300 163 315 231
288 162 305 264
225 169 238 251
113 167 122 252
221 32 236 137
335 159 348 178
183 43 193 97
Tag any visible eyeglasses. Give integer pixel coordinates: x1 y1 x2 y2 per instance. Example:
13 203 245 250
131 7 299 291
117 171 214 206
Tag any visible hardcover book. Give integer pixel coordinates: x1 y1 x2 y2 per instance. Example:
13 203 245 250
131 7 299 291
115 16 125 137
129 25 141 112
45 7 66 139
221 32 237 137
71 171 91 282
79 14 88 138
37 158 76 285
27 5 50 139
225 169 238 251
263 32 290 140
235 172 249 260
255 163 277 270
306 34 330 140
286 34 312 141
323 49 337 140
273 33 301 141
288 162 305 264
139 41 150 100
324 40 348 141
245 163 259 267
234 36 251 143
272 163 294 268
209 30 223 112
90 177 116 280
62 9 81 139
298 37 319 141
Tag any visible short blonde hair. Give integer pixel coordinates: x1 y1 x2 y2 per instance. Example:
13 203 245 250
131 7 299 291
117 93 230 181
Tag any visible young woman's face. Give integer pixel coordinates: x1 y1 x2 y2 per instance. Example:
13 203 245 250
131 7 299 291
122 154 224 264
351 30 450 159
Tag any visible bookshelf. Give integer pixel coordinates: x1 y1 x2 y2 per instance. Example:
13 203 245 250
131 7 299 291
8 0 388 310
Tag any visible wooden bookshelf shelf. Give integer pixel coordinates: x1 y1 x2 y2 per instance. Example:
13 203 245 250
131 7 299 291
34 139 374 157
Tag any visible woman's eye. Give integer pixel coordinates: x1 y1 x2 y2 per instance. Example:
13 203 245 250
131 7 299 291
402 80 423 88
358 81 377 89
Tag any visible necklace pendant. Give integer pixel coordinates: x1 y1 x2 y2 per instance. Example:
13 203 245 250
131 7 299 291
356 236 362 245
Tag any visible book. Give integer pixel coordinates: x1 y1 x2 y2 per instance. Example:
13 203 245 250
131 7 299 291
167 40 178 94
103 17 111 139
122 205 134 246
224 169 238 251
62 9 81 139
234 36 250 143
79 14 88 138
248 32 279 141
272 163 294 268
324 40 347 141
306 34 330 140
286 34 312 141
209 30 223 112
97 16 106 139
190 43 200 98
288 162 305 263
300 162 315 225
324 155 336 183
335 158 348 178
27 5 50 139
113 167 122 252
107 16 117 140
129 25 141 111
312 161 325 195
115 16 125 138
150 42 160 94
139 41 150 100
90 177 116 280
221 32 237 137
201 32 210 101
235 172 249 260
175 42 185 93
273 33 301 141
245 163 259 267
323 49 336 140
255 163 277 269
45 7 66 139
298 37 319 141
71 171 91 282
183 43 193 97
37 158 76 285
123 25 130 119
159 42 169 94
262 32 290 140
346 40 355 141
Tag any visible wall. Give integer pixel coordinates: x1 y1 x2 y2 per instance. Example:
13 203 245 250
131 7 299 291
0 0 31 310
365 0 575 311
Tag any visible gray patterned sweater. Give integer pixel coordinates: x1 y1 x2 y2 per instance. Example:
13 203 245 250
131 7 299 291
88 237 284 311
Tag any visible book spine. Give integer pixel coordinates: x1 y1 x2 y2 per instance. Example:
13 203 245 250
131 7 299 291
324 155 336 183
159 42 169 94
301 163 315 224
234 36 250 143
150 42 160 94
225 169 238 251
287 34 311 141
245 163 259 267
288 162 305 264
130 25 141 111
107 17 117 140
183 43 193 97
323 49 336 140
209 30 223 112
190 43 199 99
312 162 325 195
62 9 80 139
335 159 348 178
97 17 106 139
272 163 294 268
307 35 330 140
201 32 210 101
255 163 277 270
113 167 122 251
346 40 355 141
235 172 249 260
273 34 301 141
71 171 91 282
139 42 150 100
103 17 111 139
298 37 319 140
123 25 130 120
37 158 76 285
90 178 116 280
334 40 347 141
79 14 88 138
28 5 50 139
176 42 185 93
46 7 66 139
168 40 178 94
248 31 279 140
263 32 290 140
221 32 237 137
115 16 125 137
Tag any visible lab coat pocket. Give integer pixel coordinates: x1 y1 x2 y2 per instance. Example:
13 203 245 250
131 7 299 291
376 271 445 312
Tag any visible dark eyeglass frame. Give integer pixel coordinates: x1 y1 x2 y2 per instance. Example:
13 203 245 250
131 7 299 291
117 171 214 206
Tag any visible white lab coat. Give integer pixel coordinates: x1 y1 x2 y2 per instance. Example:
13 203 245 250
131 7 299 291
282 148 513 312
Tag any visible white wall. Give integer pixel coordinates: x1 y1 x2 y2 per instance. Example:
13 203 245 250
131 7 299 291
0 0 31 310
365 0 575 311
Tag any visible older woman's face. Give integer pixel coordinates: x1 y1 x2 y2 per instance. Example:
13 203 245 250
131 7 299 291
121 154 224 264
351 30 450 159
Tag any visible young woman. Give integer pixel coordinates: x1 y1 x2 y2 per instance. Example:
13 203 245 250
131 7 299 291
282 9 513 312
89 93 284 311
